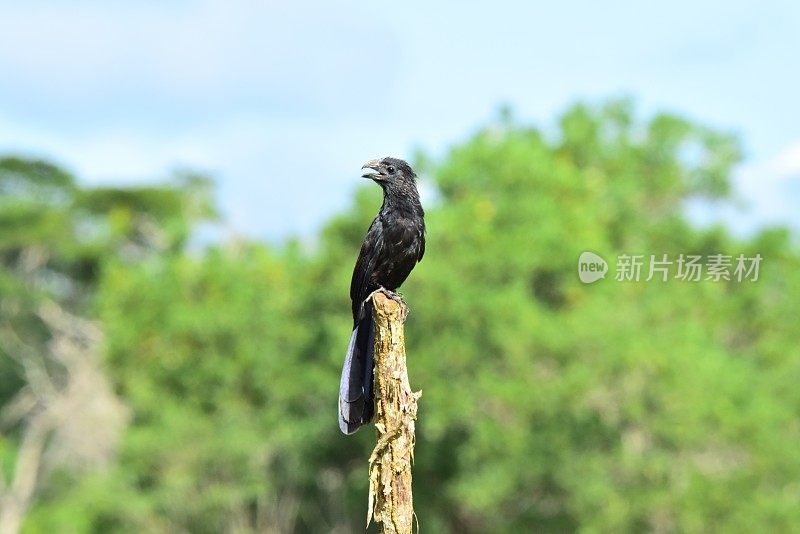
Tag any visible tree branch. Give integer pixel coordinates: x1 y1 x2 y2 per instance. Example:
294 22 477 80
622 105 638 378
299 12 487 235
0 413 49 534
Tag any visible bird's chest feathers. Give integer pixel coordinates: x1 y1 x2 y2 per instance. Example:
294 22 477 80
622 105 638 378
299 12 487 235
379 213 420 252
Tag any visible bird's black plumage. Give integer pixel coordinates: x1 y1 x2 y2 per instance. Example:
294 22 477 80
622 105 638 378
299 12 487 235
338 157 426 434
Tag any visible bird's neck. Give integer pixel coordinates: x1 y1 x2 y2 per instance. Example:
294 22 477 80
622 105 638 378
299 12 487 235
380 187 423 218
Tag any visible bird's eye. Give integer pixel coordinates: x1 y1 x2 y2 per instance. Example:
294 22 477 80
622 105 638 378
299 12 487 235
387 165 396 174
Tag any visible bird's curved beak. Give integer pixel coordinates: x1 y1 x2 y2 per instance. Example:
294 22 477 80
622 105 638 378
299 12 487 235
361 159 384 180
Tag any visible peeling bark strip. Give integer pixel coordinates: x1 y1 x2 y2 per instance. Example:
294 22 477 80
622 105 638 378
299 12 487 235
367 291 421 534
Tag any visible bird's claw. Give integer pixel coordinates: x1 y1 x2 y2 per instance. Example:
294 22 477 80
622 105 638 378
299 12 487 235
379 287 406 307
369 287 410 319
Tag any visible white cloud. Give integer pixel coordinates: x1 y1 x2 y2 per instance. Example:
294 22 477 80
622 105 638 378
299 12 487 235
0 1 400 127
0 0 414 238
773 140 800 175
1 0 799 239
0 112 420 238
735 142 800 225
688 140 800 235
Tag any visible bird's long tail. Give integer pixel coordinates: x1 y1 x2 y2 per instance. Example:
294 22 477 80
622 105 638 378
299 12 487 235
338 302 375 434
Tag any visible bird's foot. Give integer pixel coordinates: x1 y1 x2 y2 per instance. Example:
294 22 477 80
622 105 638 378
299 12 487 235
370 287 410 319
378 287 406 306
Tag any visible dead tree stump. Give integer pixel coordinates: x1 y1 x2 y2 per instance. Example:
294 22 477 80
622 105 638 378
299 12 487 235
367 290 421 534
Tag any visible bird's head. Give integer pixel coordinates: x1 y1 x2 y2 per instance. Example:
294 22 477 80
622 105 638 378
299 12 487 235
361 157 417 191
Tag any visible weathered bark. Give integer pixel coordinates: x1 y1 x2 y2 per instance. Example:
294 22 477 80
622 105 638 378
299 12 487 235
367 291 421 534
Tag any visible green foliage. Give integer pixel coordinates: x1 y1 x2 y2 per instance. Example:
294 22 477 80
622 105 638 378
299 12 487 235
7 100 800 532
0 159 216 532
0 158 215 405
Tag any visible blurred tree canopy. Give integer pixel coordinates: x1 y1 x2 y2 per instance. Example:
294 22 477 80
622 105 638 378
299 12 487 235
2 100 799 533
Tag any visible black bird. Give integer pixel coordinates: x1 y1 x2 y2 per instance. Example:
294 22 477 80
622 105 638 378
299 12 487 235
338 157 426 434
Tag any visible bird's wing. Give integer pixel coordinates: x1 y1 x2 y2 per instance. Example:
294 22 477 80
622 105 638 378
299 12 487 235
350 217 383 321
417 227 425 262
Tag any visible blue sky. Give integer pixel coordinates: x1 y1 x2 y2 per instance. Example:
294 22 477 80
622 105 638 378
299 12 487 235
1 1 798 239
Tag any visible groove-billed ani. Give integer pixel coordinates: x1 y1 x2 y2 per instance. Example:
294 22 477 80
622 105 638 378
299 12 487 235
338 157 426 434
